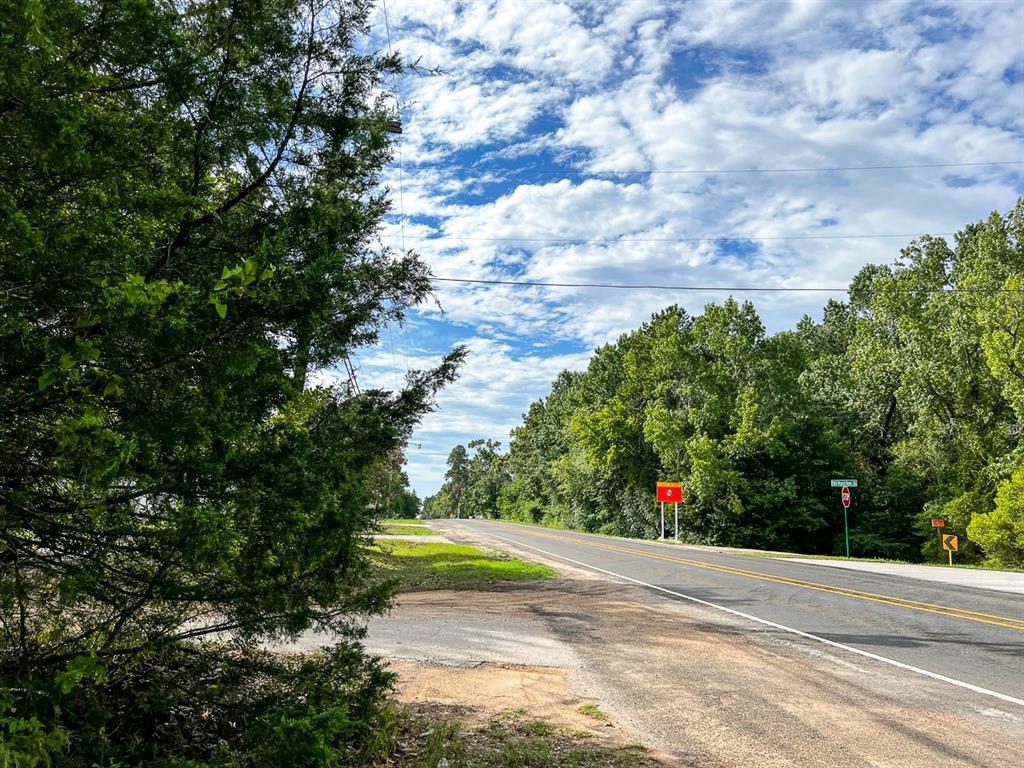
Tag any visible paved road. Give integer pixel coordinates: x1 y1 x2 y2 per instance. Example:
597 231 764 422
446 519 1024 706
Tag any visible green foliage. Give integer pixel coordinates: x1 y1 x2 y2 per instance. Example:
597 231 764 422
7 642 395 767
382 708 659 768
443 444 471 516
0 0 463 764
421 489 455 519
576 703 606 720
439 202 1024 565
426 440 509 519
0 697 68 768
968 464 1024 567
366 451 421 518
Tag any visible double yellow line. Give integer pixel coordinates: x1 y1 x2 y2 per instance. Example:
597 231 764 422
488 523 1024 631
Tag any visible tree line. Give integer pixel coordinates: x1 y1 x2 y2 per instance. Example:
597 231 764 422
425 201 1024 568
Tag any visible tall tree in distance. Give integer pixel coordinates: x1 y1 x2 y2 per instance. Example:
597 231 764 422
444 444 470 517
0 0 461 764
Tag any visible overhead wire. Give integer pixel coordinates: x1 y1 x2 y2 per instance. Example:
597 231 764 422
429 276 1024 294
372 39 1023 303
401 231 958 245
399 160 1024 176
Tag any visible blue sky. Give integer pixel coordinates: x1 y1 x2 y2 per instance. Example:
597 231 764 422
323 0 1024 497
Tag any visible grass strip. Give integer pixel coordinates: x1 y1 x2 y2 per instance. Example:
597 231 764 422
369 540 555 591
378 704 662 767
380 524 435 535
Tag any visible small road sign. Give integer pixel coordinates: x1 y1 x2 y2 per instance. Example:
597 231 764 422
656 482 682 503
831 479 858 487
942 534 958 552
841 486 851 508
931 518 945 528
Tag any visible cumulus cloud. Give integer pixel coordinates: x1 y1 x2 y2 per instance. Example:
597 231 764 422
362 0 1024 495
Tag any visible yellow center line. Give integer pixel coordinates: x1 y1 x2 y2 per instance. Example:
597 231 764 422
483 522 1024 631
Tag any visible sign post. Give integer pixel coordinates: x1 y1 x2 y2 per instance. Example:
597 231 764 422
656 482 683 541
931 518 946 558
831 479 857 557
942 534 958 566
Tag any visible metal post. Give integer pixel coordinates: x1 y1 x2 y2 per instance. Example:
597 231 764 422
660 501 665 539
843 504 850 557
674 502 679 541
948 548 953 566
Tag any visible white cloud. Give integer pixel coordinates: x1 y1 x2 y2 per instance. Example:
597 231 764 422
349 336 591 495
364 0 1024 495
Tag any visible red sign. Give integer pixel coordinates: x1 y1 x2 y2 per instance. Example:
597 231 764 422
656 482 683 503
841 486 851 508
931 518 945 528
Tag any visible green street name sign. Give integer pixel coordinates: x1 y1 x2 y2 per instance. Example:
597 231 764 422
830 479 858 487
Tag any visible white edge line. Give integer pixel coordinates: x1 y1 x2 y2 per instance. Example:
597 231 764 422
468 524 1024 709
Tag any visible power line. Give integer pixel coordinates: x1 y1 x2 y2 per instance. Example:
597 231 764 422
402 232 957 245
400 160 1024 176
430 276 1024 294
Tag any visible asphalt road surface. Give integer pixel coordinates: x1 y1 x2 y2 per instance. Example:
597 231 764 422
449 519 1024 706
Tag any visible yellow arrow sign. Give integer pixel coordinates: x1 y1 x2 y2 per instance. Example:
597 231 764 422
942 534 958 552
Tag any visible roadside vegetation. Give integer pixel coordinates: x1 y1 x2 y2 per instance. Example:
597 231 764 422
369 541 556 591
381 705 663 768
381 524 435 535
0 1 463 765
380 521 435 535
425 202 1024 569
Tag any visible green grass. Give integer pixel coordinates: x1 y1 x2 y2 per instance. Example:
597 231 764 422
577 703 606 720
380 517 426 526
368 540 556 591
379 523 435 535
383 706 663 768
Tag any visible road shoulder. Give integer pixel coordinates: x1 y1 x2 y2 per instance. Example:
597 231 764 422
775 557 1024 594
414 521 1024 767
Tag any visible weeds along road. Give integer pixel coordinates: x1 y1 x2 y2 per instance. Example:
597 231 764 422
442 519 1024 706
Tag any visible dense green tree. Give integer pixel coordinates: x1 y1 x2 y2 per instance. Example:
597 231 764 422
420 490 454 519
443 444 470 517
846 203 1023 561
968 465 1024 567
429 440 508 519
0 1 461 764
366 449 420 518
462 439 508 518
